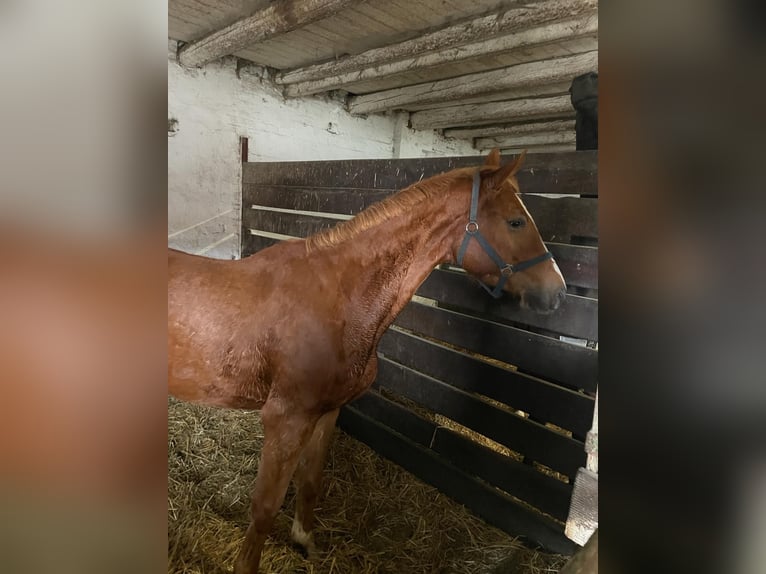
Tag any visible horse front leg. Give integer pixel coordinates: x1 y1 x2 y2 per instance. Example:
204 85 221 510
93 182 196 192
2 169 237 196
291 408 340 558
234 405 317 574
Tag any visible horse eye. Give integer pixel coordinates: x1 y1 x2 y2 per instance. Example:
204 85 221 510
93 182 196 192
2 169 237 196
508 218 526 229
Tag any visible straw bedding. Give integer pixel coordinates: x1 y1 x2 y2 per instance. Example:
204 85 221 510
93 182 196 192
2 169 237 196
168 398 567 574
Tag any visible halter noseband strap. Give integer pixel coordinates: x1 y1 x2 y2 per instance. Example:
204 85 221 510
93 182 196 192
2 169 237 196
456 171 553 299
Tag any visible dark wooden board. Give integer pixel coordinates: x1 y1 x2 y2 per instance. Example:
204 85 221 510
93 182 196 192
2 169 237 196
241 235 596 307
431 427 573 522
394 302 598 393
346 390 573 521
242 186 597 245
522 195 598 243
376 358 586 478
337 406 577 555
378 329 595 436
243 209 598 290
242 184 391 215
347 389 436 447
243 151 597 197
418 268 598 340
244 209 338 238
241 233 282 257
547 243 598 290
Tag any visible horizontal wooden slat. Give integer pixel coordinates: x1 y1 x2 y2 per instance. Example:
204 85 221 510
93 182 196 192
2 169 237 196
347 390 573 522
337 406 577 554
347 389 436 447
241 235 596 305
243 151 597 196
241 235 597 340
418 268 597 340
394 302 598 393
548 243 598 290
522 195 597 243
245 210 337 238
243 209 597 290
243 186 596 246
243 184 391 215
377 358 586 478
431 428 573 522
241 233 284 257
378 329 595 436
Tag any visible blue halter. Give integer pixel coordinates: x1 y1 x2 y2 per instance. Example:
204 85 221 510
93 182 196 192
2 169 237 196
456 171 554 299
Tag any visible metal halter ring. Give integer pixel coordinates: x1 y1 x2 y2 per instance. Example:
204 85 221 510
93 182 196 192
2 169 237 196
500 265 514 277
465 221 479 234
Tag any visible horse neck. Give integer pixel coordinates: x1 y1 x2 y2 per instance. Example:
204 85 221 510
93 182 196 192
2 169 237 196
329 192 465 333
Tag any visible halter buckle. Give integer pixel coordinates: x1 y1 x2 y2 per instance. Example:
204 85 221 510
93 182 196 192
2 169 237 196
500 265 514 277
465 221 479 234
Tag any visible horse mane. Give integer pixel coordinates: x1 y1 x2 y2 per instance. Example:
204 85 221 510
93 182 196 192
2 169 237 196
305 168 475 252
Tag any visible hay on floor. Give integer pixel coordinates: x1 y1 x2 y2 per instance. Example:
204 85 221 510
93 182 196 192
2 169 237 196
168 398 567 574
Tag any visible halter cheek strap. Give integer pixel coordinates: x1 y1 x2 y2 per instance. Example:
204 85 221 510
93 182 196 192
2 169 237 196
456 171 553 299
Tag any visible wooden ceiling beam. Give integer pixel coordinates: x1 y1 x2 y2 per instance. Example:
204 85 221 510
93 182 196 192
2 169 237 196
475 131 576 151
277 0 598 97
178 0 359 68
399 81 572 112
499 143 577 155
444 119 576 140
444 120 575 139
410 95 574 130
348 51 597 115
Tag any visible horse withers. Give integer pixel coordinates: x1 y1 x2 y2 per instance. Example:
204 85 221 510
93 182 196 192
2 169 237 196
167 149 566 573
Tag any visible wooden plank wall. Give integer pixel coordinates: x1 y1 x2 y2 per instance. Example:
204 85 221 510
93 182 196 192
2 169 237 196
241 151 597 555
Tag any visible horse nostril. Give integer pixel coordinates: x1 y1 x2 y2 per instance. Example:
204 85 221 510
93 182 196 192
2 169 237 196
551 288 566 310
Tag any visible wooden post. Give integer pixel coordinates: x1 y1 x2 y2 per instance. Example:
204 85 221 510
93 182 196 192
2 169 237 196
179 0 360 68
240 136 249 163
348 52 597 115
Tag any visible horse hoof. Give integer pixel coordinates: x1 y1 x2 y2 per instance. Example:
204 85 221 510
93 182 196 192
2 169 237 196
294 541 317 560
291 521 317 559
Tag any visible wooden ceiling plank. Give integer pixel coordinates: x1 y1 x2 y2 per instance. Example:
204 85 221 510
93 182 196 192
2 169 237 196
409 95 574 130
445 119 576 140
178 0 361 68
348 51 597 115
400 81 572 112
499 143 577 155
277 0 597 95
284 13 597 97
475 131 576 150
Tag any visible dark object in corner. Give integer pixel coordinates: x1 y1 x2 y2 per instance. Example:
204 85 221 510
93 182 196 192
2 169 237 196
559 529 598 574
570 73 598 150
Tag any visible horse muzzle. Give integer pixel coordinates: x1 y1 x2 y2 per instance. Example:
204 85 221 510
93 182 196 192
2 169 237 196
523 286 567 313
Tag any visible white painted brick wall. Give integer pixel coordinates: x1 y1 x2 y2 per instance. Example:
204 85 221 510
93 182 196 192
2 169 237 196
168 46 477 259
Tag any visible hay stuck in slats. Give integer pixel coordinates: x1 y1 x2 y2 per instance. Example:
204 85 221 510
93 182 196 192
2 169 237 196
168 398 568 574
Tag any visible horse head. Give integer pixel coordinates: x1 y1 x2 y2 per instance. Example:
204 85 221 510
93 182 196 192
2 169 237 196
455 149 567 313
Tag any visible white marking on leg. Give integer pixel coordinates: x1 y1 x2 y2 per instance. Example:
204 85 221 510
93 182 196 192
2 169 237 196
291 516 313 548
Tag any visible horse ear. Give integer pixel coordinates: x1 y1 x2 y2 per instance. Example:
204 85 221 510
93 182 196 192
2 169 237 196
484 148 501 168
508 149 527 177
483 150 527 190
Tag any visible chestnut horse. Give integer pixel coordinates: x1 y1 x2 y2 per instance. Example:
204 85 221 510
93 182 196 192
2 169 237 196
168 149 566 573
